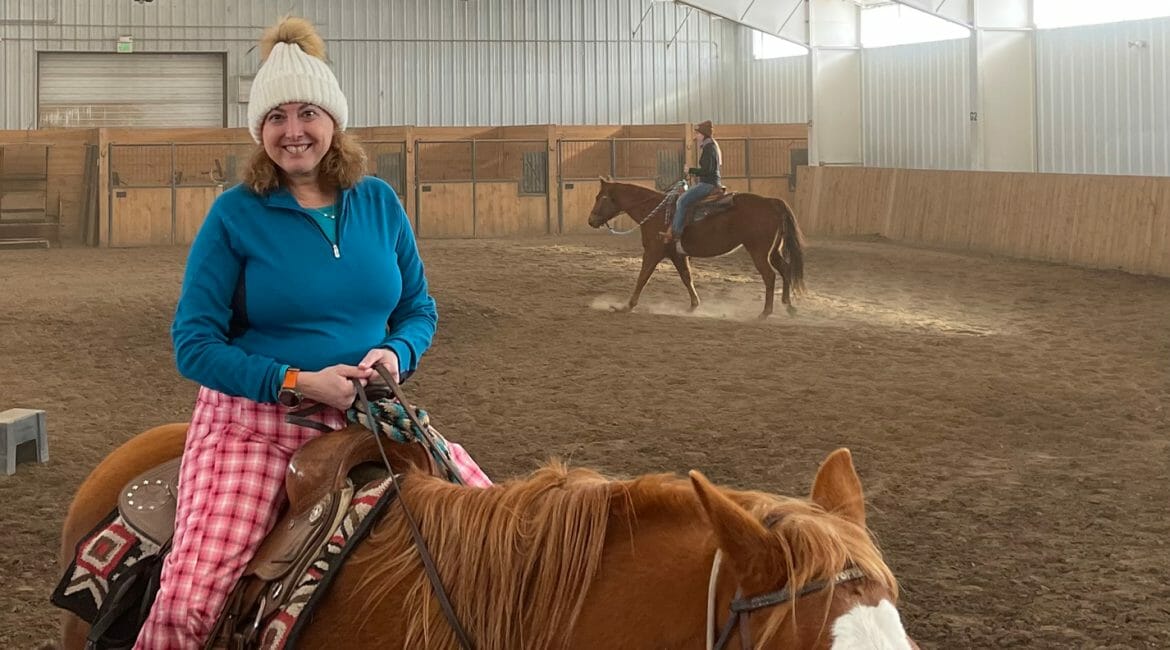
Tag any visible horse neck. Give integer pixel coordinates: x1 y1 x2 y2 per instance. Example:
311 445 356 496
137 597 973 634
572 501 721 647
615 185 665 227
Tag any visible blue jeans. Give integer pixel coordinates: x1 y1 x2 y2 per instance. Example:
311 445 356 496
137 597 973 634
671 182 715 237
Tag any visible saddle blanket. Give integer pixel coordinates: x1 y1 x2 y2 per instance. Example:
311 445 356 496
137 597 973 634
52 476 398 649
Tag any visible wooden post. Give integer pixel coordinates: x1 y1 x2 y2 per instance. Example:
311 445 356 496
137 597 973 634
546 124 558 234
97 128 110 247
404 126 417 231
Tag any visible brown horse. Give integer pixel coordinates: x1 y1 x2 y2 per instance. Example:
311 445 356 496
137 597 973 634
587 179 806 318
60 425 916 649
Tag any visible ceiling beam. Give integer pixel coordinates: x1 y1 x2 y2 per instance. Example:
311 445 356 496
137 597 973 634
674 0 809 45
889 0 974 27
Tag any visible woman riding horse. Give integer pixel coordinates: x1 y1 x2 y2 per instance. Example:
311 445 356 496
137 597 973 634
665 120 722 249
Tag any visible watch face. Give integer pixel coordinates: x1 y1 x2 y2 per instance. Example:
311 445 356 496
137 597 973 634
278 389 301 408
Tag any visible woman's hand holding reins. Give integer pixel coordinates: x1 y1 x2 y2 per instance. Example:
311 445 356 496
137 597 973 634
296 349 399 411
357 347 400 383
297 364 368 411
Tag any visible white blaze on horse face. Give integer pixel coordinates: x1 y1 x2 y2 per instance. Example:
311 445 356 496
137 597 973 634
830 600 912 650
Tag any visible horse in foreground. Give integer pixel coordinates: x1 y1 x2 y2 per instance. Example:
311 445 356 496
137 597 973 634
588 179 806 318
59 423 914 649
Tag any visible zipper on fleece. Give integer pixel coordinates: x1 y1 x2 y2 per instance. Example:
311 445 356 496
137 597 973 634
293 193 345 259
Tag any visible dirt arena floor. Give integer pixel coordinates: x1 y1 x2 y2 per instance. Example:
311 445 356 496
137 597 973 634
1 232 1168 648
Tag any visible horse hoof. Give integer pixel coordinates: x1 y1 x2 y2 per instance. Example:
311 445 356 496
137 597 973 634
786 304 797 316
758 312 771 320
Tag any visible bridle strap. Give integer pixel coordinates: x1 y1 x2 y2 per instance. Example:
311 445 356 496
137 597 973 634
352 368 475 650
709 560 868 650
732 567 868 613
706 549 722 650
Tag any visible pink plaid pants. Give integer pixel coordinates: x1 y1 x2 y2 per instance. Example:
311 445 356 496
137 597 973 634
135 387 491 649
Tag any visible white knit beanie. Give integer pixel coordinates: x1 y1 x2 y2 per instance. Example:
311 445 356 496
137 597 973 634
247 17 348 143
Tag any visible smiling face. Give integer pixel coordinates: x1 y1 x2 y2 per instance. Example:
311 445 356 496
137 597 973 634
261 102 336 180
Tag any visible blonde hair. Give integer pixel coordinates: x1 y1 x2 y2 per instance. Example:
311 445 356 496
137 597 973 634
242 128 367 195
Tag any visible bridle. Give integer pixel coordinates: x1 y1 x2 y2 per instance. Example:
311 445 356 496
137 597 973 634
707 514 868 650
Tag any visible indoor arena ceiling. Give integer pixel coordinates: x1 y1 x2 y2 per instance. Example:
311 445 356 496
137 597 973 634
672 0 977 44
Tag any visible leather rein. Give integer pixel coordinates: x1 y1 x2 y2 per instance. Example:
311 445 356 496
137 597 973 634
352 366 475 650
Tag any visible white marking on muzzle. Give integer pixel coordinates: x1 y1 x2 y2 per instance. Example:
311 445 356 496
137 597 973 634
830 600 912 650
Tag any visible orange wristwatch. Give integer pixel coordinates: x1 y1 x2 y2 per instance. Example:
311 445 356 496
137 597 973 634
277 368 302 407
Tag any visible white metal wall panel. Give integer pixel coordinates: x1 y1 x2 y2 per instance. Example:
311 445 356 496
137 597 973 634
1036 16 1170 176
0 0 807 129
38 53 224 128
742 52 809 123
862 38 972 169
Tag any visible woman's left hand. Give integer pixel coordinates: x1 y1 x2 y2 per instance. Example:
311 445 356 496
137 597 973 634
358 347 400 382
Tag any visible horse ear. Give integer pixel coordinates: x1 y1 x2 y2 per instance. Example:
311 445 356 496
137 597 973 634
810 448 866 528
690 471 776 581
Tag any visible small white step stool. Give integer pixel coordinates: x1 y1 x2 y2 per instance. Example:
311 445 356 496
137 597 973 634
1 408 48 476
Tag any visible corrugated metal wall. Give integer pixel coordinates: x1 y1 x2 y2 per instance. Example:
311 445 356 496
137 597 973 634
1036 16 1170 176
742 52 808 123
0 0 808 130
861 38 972 169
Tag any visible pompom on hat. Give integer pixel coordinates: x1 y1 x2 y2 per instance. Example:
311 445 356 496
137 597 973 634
246 17 348 143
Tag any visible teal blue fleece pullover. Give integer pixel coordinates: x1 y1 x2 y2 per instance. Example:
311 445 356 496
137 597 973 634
171 176 436 403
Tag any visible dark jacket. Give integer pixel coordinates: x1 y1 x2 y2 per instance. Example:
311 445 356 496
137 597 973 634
687 138 722 185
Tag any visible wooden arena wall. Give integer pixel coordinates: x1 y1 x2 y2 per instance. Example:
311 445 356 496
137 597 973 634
0 123 808 248
3 125 1169 278
793 167 1170 277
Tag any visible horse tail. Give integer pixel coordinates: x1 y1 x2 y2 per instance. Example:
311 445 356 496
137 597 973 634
770 198 805 295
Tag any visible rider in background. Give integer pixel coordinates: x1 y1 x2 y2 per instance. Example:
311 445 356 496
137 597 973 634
665 120 722 244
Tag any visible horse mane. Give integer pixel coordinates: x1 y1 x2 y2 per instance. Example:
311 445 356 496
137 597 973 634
347 463 896 650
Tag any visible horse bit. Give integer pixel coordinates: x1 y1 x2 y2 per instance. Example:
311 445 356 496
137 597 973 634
707 514 867 650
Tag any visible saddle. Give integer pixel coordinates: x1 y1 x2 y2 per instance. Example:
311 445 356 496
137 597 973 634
117 422 439 649
692 185 735 219
699 185 729 203
662 185 736 242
